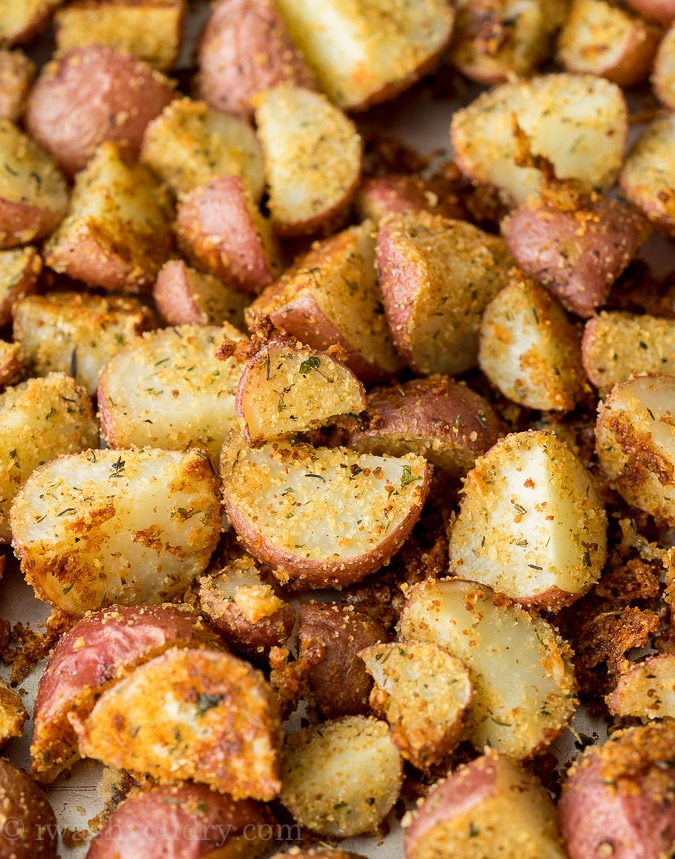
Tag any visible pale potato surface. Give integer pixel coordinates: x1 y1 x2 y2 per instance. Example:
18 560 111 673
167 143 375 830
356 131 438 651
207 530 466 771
653 23 675 109
0 49 35 121
606 654 675 720
0 245 41 326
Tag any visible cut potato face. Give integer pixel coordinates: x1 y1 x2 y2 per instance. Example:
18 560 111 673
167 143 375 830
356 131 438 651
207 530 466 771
653 22 675 110
0 48 35 123
399 578 578 758
280 716 402 837
606 653 675 720
10 447 221 615
274 0 454 110
451 73 628 204
99 323 245 465
254 85 362 236
220 433 431 588
0 245 41 326
450 430 607 609
72 646 282 800
596 374 675 526
236 339 366 445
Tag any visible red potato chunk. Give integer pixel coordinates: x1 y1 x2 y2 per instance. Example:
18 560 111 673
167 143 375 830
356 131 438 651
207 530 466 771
355 174 466 224
624 0 675 24
0 245 41 326
0 760 57 859
0 49 35 121
653 23 675 109
153 259 249 329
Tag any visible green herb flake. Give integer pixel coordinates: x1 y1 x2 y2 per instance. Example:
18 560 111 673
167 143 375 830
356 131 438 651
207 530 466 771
195 693 224 716
400 464 421 487
299 356 321 375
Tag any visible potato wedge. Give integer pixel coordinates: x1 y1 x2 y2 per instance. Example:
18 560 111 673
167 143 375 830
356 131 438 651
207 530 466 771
153 259 249 329
273 0 454 111
377 211 510 375
0 0 61 47
0 340 23 390
72 646 282 800
0 760 57 859
98 323 245 464
451 73 628 205
399 578 578 758
0 373 98 543
197 0 316 118
405 751 565 859
248 221 403 384
0 49 34 121
559 723 675 859
355 173 466 224
557 0 662 86
236 339 366 445
620 113 675 239
596 374 675 526
653 22 675 109
254 85 362 236
220 433 431 588
141 96 265 201
450 430 607 609
346 375 502 477
0 119 68 249
32 604 217 783
478 275 586 411
13 291 157 396
582 311 675 394
451 0 567 84
174 175 280 293
54 0 185 72
502 194 648 318
361 640 472 770
87 783 273 859
624 0 675 24
25 45 175 176
44 142 174 293
0 245 41 326
606 653 675 720
280 716 402 837
10 447 221 615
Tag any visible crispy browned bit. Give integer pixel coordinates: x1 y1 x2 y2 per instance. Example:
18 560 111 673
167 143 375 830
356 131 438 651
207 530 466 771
268 644 323 719
360 130 427 177
5 610 75 685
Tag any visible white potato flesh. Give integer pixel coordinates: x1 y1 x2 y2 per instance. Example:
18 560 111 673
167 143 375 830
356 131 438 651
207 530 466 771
653 23 675 109
596 375 675 525
449 430 607 609
10 447 221 615
398 578 578 759
98 323 245 464
606 654 675 720
451 73 628 204
280 716 402 837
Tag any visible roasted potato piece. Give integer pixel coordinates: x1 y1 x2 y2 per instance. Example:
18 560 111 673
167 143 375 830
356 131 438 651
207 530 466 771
153 259 249 329
0 49 34 121
620 113 675 239
606 653 675 720
248 221 404 384
10 447 222 615
0 677 27 745
653 22 675 109
0 760 57 858
98 323 245 464
298 602 386 718
377 211 510 375
399 578 578 759
0 373 98 543
25 46 174 176
0 0 62 47
54 0 185 72
174 175 280 293
559 723 675 859
72 646 282 800
254 85 362 236
273 0 454 111
355 173 465 224
220 432 431 588
478 274 586 411
624 0 675 24
87 783 273 859
450 430 607 610
236 339 366 445
0 245 41 326
197 0 316 118
280 716 402 837
502 193 648 318
198 556 295 657
557 0 662 85
596 375 675 526
361 640 472 770
582 311 675 394
0 119 68 249
346 375 502 477
13 291 156 396
271 852 365 859
451 0 568 84
405 750 566 859
31 603 217 783
451 73 628 205
141 96 265 201
0 340 23 389
44 142 173 293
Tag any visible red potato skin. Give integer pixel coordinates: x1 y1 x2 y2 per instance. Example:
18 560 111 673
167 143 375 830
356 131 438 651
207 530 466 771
25 45 175 176
0 198 66 250
175 176 277 294
0 760 57 858
356 174 467 223
202 596 296 659
87 783 273 859
625 0 675 23
198 0 316 119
